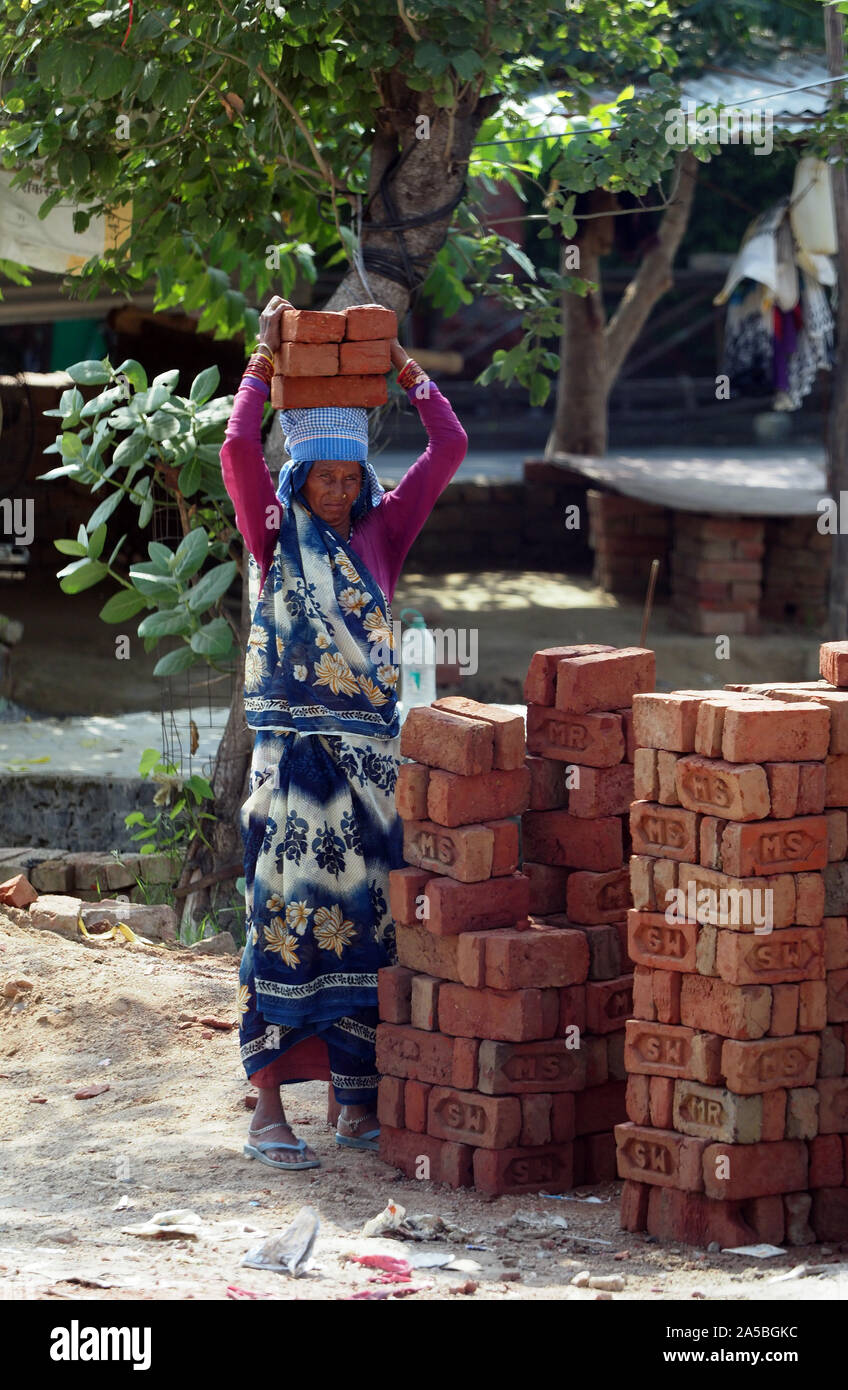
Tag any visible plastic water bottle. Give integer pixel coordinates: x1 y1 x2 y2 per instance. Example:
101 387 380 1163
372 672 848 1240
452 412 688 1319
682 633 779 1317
399 608 437 720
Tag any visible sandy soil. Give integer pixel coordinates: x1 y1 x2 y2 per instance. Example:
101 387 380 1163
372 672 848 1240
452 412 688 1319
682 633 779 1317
2 909 846 1304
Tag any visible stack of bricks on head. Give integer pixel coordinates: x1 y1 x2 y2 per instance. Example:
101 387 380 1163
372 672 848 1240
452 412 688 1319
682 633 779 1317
377 644 654 1195
619 642 848 1247
270 304 398 409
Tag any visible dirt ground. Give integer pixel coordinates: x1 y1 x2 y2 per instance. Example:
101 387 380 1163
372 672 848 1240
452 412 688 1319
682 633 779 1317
2 908 846 1304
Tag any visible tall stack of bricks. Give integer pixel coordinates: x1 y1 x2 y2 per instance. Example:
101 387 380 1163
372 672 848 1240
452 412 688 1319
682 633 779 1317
587 491 671 598
760 517 830 629
270 304 397 409
378 696 595 1195
522 645 655 1182
669 515 764 636
619 678 848 1246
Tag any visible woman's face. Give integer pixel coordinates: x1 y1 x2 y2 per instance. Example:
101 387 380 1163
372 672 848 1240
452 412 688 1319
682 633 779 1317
302 460 363 531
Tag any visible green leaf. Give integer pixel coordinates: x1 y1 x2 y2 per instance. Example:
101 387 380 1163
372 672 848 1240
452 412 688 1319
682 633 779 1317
178 457 202 496
137 608 194 638
147 541 174 574
54 538 88 557
185 560 237 613
185 773 214 802
451 49 482 80
60 431 83 459
128 563 180 597
112 432 148 468
189 364 220 405
173 527 209 580
99 589 148 623
58 559 108 594
148 410 181 441
153 645 197 677
115 359 148 391
66 360 112 386
87 522 108 559
190 617 233 658
138 747 162 777
86 488 124 531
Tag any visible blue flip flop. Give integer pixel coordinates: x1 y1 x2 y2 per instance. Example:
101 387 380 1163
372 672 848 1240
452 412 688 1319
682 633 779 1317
243 1137 321 1171
335 1123 380 1152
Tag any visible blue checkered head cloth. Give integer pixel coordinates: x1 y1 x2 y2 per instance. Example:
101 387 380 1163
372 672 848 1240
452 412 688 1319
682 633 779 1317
276 405 383 520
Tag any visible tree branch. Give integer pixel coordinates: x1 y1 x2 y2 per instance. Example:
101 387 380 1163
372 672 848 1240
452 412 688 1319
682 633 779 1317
604 150 699 382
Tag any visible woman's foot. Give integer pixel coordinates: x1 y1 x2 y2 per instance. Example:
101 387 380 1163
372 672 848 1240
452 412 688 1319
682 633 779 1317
248 1090 319 1165
336 1104 380 1142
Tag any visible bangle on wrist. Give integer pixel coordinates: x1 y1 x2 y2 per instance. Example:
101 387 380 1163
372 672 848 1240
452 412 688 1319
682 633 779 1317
255 342 274 362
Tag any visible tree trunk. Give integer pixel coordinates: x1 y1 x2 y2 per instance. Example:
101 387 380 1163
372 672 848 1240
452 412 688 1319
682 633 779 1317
545 151 699 457
826 7 848 637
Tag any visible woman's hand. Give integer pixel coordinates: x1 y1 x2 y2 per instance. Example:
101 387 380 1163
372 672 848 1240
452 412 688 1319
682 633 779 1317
258 295 294 354
389 338 410 371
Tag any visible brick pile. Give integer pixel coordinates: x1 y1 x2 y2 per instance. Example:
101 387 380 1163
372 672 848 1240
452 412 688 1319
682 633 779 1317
380 696 571 1194
587 491 671 598
523 645 654 1181
669 515 764 636
760 517 830 629
619 673 848 1245
270 304 397 409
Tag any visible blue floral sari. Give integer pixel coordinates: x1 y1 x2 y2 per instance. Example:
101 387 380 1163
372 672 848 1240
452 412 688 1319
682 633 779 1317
237 496 402 1103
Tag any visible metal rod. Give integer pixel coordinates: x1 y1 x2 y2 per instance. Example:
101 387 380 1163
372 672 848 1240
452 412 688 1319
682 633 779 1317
640 558 661 648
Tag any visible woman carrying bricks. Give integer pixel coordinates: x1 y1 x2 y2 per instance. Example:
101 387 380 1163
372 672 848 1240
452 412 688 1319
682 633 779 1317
220 294 467 1168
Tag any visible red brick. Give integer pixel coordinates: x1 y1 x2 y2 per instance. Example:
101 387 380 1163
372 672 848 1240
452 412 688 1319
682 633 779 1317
432 697 525 771
566 868 630 924
476 1038 587 1094
745 1195 785 1245
675 861 796 930
808 1133 845 1187
378 1125 473 1187
653 968 682 1025
827 967 848 1022
646 1186 757 1247
568 763 634 818
584 1035 608 1087
585 974 633 1034
279 307 346 343
624 1019 722 1082
375 1023 477 1086
811 1188 848 1241
769 983 799 1037
583 1131 618 1182
402 819 493 883
715 926 825 987
675 755 770 822
472 1142 574 1195
760 1088 787 1141
401 705 493 776
825 917 848 971
630 802 699 862
396 763 429 819
627 910 698 973
554 647 655 715
615 1122 707 1190
721 1035 820 1094
395 922 460 982
388 866 432 925
569 920 623 980
524 644 615 706
559 984 587 1033
426 767 530 827
271 374 387 408
817 1077 848 1133
0 874 37 908
424 872 529 936
819 1024 846 1075
620 1179 651 1231
626 1074 651 1124
526 705 625 767
403 1079 431 1133
519 1093 552 1147
799 761 827 814
525 861 570 914
702 1139 807 1199
716 815 827 877
437 982 559 1041
634 748 658 801
276 340 338 376
427 1086 521 1148
490 819 520 876
631 692 702 752
377 1075 405 1128
657 751 681 806
632 964 656 1021
649 1077 676 1130
338 338 391 374
623 707 636 762
722 702 830 764
551 1092 576 1142
343 303 398 341
409 974 440 1031
451 1036 479 1091
764 762 799 819
576 1080 627 1135
680 974 771 1040
827 811 848 861
465 922 590 991
525 755 568 810
795 872 825 926
799 979 827 1031
522 810 623 871
377 965 414 1024
820 640 848 687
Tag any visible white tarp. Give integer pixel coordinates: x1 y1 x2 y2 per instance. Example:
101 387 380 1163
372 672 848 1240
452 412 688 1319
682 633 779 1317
0 170 131 275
